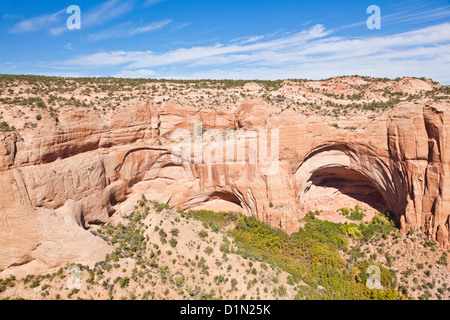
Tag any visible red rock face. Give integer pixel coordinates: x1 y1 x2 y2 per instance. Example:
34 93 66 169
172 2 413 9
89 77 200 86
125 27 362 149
0 97 449 276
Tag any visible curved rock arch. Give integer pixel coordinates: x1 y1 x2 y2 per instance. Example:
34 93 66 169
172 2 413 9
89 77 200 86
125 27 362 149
115 147 249 213
294 143 407 219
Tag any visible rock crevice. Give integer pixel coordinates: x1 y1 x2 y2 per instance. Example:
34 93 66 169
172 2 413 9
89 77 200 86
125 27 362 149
1 99 449 276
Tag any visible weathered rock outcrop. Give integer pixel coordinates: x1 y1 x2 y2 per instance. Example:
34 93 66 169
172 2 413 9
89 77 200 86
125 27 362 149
0 97 449 276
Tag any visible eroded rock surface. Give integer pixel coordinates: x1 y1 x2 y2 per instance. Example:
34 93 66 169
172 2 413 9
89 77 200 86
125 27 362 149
0 77 449 276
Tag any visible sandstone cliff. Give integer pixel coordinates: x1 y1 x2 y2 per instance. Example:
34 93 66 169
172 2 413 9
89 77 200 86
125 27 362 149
0 76 448 276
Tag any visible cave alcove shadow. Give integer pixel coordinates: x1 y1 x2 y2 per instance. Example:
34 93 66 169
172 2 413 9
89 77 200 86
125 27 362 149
305 167 389 213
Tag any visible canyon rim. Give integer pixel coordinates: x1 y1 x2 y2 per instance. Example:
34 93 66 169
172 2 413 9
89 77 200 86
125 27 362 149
0 75 449 278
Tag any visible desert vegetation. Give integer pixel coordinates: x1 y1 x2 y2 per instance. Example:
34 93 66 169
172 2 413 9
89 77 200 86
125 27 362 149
0 75 448 300
0 196 447 300
0 75 447 134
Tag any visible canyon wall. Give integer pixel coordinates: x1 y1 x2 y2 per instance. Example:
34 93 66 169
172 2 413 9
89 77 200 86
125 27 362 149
0 98 449 276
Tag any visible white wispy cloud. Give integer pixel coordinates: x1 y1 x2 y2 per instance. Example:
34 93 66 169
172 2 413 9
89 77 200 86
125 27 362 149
10 9 65 33
83 0 134 27
2 14 23 20
339 5 450 30
383 6 450 25
67 24 330 68
10 0 133 35
114 68 155 78
58 22 450 83
128 19 172 36
88 19 171 41
143 0 166 7
0 63 18 73
171 22 192 32
231 35 265 44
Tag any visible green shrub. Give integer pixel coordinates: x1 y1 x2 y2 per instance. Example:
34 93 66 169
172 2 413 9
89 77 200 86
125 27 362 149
169 238 178 248
29 279 40 288
152 201 170 213
67 288 79 298
0 121 14 132
437 252 448 266
278 285 287 296
198 230 208 239
159 229 167 239
338 205 366 221
307 210 321 219
119 277 130 288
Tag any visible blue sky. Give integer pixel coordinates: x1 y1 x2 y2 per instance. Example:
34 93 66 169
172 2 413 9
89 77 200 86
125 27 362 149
1 0 450 83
